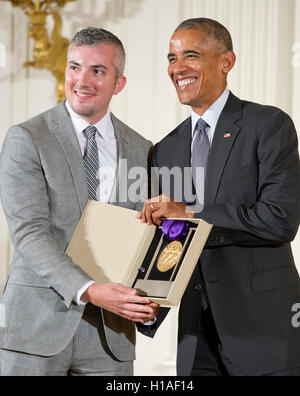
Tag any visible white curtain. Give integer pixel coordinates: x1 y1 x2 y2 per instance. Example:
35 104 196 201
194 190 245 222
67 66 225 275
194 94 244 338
0 0 299 375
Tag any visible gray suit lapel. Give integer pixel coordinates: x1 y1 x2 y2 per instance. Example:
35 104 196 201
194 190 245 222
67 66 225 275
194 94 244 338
205 93 242 204
109 114 130 208
50 102 88 213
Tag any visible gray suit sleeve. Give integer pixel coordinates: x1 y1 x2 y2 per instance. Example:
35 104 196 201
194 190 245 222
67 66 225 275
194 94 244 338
0 126 92 307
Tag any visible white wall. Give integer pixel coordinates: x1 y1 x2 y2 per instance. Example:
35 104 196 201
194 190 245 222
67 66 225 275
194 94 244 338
0 0 299 376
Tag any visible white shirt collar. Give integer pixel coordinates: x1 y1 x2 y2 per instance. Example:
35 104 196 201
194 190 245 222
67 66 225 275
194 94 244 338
191 88 230 137
65 101 114 140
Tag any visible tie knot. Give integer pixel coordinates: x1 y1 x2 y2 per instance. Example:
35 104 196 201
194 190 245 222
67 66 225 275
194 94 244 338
196 118 209 133
84 126 98 140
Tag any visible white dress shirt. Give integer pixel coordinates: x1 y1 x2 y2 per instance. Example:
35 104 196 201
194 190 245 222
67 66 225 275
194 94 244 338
66 101 117 204
191 88 230 146
66 101 118 305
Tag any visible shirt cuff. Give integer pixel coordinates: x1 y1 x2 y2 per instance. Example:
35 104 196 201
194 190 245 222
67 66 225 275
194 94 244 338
74 280 96 305
143 317 157 326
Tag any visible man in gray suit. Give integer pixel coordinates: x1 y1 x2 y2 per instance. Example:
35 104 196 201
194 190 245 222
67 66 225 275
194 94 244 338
0 27 158 376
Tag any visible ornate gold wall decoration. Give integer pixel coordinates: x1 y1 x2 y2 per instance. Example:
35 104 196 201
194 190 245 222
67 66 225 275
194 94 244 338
2 0 76 102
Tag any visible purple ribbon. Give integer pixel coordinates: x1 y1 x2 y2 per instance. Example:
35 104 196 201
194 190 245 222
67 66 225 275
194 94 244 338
162 220 190 241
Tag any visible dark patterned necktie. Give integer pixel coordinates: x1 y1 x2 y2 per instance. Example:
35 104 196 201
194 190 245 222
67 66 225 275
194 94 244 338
192 118 210 207
83 126 100 201
192 118 210 310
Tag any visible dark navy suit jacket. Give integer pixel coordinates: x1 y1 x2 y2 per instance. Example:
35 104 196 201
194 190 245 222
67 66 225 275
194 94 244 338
139 92 300 376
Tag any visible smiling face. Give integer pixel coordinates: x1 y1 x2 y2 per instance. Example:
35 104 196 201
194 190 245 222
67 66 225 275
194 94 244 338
65 44 126 124
168 29 235 115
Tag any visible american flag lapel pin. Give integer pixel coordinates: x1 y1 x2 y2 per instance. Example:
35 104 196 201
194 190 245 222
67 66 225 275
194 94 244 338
224 132 231 138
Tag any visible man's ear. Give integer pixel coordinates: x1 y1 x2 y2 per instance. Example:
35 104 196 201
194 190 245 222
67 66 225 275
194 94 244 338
114 75 126 95
221 51 236 74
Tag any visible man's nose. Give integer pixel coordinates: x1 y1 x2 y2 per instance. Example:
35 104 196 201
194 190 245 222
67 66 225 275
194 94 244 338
77 69 91 86
169 58 187 76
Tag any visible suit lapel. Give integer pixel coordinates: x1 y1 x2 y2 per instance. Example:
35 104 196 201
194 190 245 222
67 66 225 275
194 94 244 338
205 93 242 204
109 114 130 208
50 101 88 213
174 118 194 205
173 118 192 170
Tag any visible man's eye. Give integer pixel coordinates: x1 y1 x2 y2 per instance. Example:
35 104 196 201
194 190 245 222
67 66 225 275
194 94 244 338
95 69 103 75
168 58 176 64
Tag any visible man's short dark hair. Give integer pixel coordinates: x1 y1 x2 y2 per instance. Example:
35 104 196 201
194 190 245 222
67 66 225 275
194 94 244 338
175 18 233 53
68 27 126 77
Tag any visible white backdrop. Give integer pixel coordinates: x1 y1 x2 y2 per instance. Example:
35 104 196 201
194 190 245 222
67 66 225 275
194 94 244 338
0 0 299 376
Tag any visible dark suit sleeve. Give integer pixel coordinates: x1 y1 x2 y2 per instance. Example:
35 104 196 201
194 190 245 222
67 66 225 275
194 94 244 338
136 307 170 338
197 111 300 247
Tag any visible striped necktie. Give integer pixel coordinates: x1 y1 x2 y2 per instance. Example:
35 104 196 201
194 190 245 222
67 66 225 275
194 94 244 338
83 126 100 201
192 118 210 207
191 118 210 310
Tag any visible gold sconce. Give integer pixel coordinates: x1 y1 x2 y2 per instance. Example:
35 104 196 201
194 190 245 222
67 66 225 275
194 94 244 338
3 0 76 102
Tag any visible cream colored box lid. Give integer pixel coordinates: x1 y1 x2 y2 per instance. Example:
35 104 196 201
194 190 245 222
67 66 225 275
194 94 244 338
66 200 155 285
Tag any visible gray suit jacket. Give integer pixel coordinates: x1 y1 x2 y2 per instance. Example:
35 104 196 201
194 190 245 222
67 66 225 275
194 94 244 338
0 101 152 360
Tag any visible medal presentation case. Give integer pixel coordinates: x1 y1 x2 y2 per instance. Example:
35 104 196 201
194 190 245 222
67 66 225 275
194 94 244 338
66 200 212 307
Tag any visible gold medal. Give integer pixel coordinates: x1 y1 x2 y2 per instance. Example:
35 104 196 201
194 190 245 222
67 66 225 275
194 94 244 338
157 241 183 272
